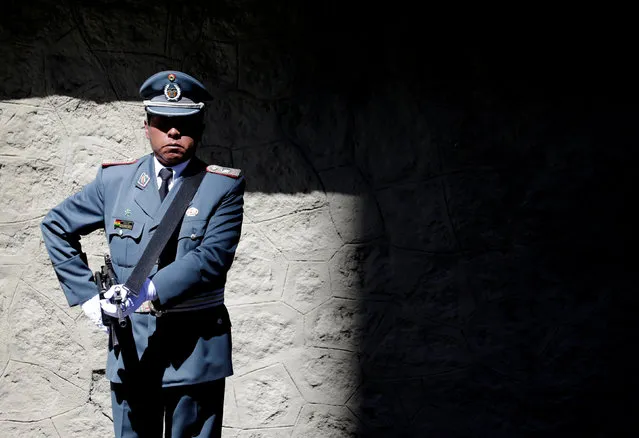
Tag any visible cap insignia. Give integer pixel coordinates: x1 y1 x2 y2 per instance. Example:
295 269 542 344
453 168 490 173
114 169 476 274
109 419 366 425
164 83 181 101
168 73 176 82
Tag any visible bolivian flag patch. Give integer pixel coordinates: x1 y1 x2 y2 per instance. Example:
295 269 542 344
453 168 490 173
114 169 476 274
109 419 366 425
114 219 134 230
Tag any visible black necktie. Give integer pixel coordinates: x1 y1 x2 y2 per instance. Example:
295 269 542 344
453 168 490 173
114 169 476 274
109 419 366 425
159 167 173 202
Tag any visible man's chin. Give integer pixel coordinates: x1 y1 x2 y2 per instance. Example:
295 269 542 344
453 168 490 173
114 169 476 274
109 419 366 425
157 153 187 166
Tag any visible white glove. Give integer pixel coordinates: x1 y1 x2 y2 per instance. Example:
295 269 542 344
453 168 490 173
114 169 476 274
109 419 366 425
81 295 108 333
100 279 156 318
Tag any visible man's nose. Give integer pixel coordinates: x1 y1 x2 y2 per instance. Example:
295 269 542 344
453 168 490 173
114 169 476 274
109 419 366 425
167 127 180 138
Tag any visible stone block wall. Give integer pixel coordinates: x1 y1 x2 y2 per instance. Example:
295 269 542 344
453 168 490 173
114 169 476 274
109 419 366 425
0 2 633 437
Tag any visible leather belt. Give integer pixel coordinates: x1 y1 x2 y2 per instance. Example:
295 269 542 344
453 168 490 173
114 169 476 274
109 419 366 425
135 288 224 316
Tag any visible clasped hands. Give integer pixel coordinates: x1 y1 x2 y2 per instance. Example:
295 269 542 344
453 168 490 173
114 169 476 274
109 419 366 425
100 278 157 318
81 278 156 333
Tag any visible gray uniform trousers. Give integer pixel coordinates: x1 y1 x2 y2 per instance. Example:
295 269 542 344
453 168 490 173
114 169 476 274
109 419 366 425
111 378 225 437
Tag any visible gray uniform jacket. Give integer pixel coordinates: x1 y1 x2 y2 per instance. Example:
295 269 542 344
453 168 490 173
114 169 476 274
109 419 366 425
41 153 245 387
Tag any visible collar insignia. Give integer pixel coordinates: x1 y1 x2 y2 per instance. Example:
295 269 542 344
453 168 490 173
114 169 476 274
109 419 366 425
136 172 151 189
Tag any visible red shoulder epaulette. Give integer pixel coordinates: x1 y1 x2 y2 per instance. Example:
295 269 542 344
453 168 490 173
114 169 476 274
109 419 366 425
206 164 242 178
102 159 138 168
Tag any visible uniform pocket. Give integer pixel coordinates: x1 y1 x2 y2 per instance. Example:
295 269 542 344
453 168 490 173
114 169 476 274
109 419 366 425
107 217 145 267
177 219 208 253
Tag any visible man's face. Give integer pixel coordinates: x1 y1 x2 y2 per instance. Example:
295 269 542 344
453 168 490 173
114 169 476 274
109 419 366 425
145 115 203 166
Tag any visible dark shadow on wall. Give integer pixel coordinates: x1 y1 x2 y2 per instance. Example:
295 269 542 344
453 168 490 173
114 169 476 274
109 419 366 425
289 7 636 437
284 5 636 436
340 80 635 437
2 1 636 436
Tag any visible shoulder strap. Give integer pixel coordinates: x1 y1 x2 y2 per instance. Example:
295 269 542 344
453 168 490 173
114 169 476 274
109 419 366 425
124 170 207 296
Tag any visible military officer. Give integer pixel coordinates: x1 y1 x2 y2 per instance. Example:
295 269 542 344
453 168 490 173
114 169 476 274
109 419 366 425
41 71 244 437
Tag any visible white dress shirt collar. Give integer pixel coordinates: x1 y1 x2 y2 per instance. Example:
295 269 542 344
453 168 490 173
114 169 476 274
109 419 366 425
153 155 191 191
153 155 190 179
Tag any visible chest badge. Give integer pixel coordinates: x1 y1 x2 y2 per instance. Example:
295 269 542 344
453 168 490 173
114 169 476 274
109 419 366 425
136 172 151 189
114 219 134 230
186 207 199 217
124 208 132 217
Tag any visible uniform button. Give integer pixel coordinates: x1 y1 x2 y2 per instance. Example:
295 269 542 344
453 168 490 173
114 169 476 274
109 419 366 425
118 229 123 236
217 318 223 325
190 233 197 240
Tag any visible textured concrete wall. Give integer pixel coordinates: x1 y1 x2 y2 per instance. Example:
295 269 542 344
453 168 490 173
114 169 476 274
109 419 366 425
0 2 633 437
